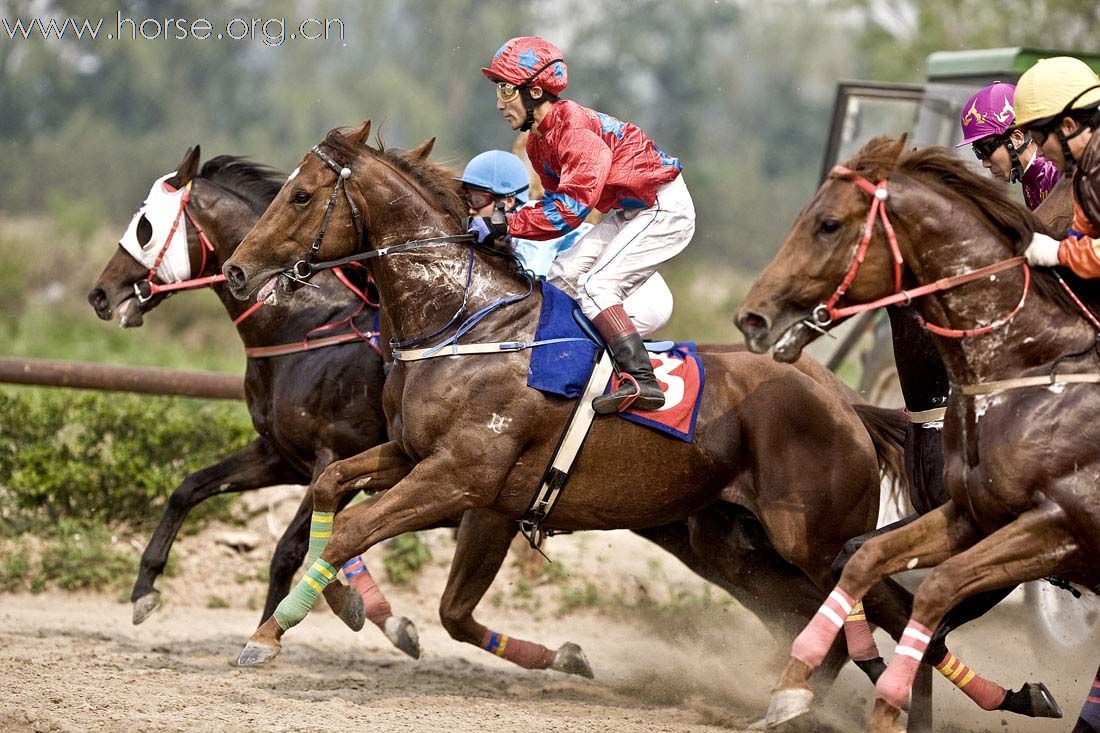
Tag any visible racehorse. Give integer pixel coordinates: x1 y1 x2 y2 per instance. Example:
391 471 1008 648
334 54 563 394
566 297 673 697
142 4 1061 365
217 121 925 700
736 135 1100 731
89 143 885 690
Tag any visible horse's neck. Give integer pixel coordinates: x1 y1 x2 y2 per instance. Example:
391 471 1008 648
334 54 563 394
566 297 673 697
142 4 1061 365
197 194 368 350
904 213 1095 385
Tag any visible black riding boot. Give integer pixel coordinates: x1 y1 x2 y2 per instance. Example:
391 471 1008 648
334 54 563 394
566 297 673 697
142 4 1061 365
590 304 664 414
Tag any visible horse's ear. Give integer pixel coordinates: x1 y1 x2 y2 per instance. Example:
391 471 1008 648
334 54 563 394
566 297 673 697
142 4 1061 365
347 120 372 147
177 145 201 185
408 137 436 160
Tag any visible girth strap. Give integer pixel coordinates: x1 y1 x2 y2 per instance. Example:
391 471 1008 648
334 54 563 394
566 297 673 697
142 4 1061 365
519 350 615 549
958 372 1100 396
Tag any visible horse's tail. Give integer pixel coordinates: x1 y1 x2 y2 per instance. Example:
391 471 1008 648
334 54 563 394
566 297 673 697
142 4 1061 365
852 404 909 508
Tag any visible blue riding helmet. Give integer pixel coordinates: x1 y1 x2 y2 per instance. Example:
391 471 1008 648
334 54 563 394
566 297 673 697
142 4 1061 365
454 150 530 203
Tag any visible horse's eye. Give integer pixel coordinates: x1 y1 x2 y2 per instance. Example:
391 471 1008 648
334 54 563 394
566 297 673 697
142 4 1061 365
290 190 311 205
819 218 841 235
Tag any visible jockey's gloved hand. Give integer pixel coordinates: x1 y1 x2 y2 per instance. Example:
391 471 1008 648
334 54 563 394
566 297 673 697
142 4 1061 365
467 215 508 244
1024 232 1062 267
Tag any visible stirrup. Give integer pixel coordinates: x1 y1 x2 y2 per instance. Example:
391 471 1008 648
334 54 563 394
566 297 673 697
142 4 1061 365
610 373 641 412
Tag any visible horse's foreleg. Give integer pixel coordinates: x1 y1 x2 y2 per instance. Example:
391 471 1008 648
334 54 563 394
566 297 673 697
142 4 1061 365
438 509 591 676
238 447 483 667
308 445 415 639
765 500 979 728
131 438 293 624
868 502 1075 733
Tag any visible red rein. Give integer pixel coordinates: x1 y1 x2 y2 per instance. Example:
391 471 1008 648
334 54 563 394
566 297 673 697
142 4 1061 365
819 166 1031 340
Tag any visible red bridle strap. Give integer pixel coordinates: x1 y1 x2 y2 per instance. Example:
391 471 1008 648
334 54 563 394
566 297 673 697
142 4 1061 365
821 166 903 318
817 165 1032 340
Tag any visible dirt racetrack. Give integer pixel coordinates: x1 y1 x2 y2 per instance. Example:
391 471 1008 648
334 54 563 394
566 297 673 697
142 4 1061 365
1 489 1097 732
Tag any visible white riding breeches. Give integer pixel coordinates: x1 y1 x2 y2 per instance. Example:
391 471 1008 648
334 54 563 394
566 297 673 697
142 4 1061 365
547 174 695 322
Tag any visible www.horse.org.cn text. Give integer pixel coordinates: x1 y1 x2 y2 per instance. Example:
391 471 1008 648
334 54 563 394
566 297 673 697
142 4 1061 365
1 14 346 46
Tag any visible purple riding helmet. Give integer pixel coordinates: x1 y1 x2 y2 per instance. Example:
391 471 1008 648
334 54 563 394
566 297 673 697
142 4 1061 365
957 82 1061 208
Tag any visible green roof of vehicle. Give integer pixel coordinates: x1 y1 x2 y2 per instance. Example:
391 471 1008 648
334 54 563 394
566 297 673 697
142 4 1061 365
927 47 1100 81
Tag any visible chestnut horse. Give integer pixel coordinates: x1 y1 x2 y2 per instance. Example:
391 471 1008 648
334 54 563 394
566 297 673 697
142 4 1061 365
737 136 1100 731
91 144 889 689
217 121 920 699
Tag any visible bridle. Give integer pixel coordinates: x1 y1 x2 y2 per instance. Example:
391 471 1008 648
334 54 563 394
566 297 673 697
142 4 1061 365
133 181 221 304
809 165 1032 340
288 145 366 284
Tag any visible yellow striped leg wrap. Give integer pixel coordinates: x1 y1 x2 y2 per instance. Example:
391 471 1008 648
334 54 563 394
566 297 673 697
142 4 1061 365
936 654 977 688
273 558 337 630
846 600 867 622
271 511 336 630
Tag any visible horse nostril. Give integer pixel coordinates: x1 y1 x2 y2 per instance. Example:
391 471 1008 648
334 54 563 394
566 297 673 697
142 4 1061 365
736 309 772 338
88 288 111 318
224 265 246 291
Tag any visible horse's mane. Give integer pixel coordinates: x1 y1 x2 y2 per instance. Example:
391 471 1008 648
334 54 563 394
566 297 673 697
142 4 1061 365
843 136 1100 321
198 156 285 214
320 128 466 226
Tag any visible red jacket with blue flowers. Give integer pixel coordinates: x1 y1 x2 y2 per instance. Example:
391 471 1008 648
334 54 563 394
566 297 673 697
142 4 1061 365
508 100 682 241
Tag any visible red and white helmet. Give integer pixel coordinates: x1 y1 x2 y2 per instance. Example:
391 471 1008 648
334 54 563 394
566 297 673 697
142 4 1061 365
481 36 568 96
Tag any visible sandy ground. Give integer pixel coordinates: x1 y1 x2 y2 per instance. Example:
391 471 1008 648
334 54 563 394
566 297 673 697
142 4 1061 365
1 485 1098 732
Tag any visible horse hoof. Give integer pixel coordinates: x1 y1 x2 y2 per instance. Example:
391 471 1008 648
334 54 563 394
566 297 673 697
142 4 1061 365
132 591 161 625
236 640 280 667
868 698 905 733
551 642 594 679
1007 677 1060 713
383 616 420 659
338 591 366 632
763 687 813 729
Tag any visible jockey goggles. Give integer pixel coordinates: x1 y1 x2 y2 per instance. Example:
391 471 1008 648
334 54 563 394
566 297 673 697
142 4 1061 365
463 187 497 210
496 81 520 103
972 135 1009 162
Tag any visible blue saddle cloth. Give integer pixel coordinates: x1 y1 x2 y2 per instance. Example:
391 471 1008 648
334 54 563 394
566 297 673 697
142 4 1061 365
527 281 704 442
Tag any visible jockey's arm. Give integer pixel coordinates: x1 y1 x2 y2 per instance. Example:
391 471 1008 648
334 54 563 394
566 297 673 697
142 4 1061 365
1055 200 1100 278
508 128 611 241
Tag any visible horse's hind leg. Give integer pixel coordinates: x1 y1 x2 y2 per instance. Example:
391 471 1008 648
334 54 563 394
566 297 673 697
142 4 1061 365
438 509 592 677
869 502 1075 732
765 500 979 728
131 438 294 624
923 585 1062 718
648 508 851 696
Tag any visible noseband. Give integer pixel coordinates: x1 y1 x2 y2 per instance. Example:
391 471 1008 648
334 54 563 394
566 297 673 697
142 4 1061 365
811 165 1031 340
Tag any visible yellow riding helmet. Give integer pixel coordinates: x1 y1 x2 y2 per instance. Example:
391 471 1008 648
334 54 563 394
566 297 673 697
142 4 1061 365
1014 56 1100 127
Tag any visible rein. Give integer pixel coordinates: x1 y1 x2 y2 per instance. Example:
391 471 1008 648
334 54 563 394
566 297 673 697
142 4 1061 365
813 165 1031 340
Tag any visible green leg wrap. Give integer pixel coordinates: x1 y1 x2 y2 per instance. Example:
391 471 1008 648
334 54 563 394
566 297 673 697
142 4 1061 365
303 511 334 569
273 558 338 630
272 511 336 631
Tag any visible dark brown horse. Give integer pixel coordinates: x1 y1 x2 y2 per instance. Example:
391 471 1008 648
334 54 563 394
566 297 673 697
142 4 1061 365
736 136 1100 731
89 144 878 689
217 122 920 697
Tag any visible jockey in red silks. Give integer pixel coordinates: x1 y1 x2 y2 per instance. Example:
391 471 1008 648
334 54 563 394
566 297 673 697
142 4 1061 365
1018 57 1100 281
470 36 695 414
957 82 1060 210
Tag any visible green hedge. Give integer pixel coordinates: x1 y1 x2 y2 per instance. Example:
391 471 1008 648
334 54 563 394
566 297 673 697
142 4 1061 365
0 387 253 533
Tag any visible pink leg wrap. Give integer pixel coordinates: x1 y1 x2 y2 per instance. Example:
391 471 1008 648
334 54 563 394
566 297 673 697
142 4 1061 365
876 620 931 710
844 600 881 662
480 630 556 670
935 650 1006 710
791 587 856 668
342 556 392 627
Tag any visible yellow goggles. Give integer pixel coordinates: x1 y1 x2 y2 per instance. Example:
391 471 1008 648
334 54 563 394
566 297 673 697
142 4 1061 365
495 82 520 103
